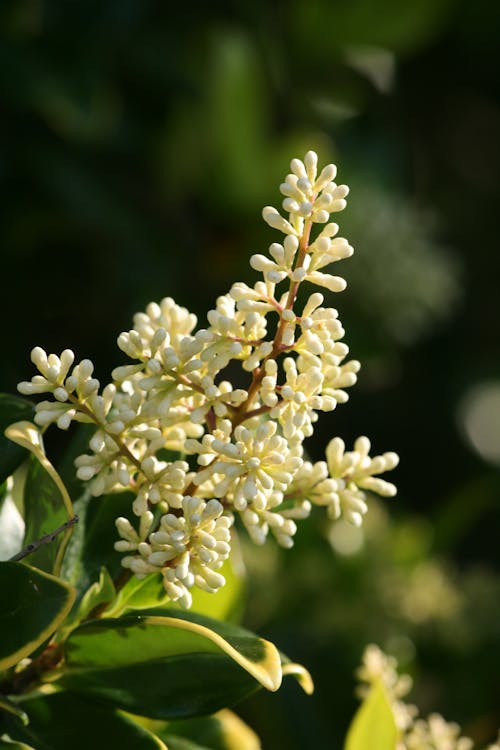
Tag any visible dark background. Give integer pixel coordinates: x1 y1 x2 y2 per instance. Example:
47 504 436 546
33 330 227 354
1 1 499 747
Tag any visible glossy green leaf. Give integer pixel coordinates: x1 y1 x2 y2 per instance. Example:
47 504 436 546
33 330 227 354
281 659 314 695
7 692 168 750
159 709 261 750
59 489 135 605
0 395 35 485
344 680 398 750
103 571 170 618
74 491 136 584
188 548 245 623
0 562 75 671
161 738 211 750
0 738 36 750
5 423 74 575
76 566 116 620
55 609 282 719
58 567 116 641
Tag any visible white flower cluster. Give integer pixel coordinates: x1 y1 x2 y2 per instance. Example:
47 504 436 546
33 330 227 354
18 151 399 607
405 715 473 750
357 645 475 750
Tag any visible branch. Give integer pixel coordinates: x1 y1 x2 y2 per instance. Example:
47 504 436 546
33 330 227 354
9 516 80 562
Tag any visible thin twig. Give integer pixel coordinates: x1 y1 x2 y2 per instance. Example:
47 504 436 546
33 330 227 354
9 516 80 562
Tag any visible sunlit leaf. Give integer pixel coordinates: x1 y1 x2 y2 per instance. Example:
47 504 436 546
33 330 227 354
103 571 170 618
58 567 116 641
281 660 314 695
0 396 35 485
76 566 116 621
344 680 398 750
54 609 282 719
160 738 209 750
0 738 36 750
161 738 210 750
188 544 245 623
0 562 75 671
5 422 74 575
160 709 261 750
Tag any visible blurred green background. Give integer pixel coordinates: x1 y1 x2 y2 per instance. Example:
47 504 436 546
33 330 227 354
1 0 500 747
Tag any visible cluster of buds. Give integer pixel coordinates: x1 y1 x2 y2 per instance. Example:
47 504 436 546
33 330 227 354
18 151 399 607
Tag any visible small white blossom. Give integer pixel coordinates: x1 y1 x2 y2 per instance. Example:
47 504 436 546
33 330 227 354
285 460 340 517
18 349 102 429
121 497 232 608
133 297 197 342
307 353 361 406
229 279 277 315
115 511 155 552
270 357 336 444
197 293 271 375
186 420 302 513
294 304 345 358
323 437 399 526
241 500 298 548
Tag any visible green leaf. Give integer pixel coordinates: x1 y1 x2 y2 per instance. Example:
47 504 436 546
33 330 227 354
77 491 136 583
0 395 35 485
344 680 398 750
161 737 211 750
188 549 246 623
0 562 75 671
2 692 167 750
76 566 116 621
281 658 314 696
103 571 170 618
60 489 134 604
0 738 36 750
55 609 282 719
159 709 261 750
58 567 116 640
5 423 74 575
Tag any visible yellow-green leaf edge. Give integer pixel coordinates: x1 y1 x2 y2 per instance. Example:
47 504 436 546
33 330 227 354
282 662 314 695
146 615 281 691
0 565 76 672
61 615 282 693
5 422 75 576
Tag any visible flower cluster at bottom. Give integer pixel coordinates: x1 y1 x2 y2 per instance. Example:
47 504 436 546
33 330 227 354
18 150 399 607
357 645 499 750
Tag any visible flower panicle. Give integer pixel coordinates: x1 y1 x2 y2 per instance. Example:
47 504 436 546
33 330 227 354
16 150 399 607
